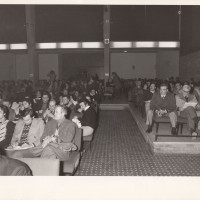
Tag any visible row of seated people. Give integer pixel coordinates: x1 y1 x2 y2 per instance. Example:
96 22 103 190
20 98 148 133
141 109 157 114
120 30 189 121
127 78 200 136
128 79 200 106
0 75 103 106
0 94 98 162
143 82 200 137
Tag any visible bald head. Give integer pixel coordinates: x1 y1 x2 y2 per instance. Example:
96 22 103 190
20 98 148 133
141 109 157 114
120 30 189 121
54 105 67 121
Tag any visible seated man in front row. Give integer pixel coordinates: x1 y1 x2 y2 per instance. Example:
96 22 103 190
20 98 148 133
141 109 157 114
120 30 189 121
176 84 199 136
8 108 45 158
146 83 177 135
34 105 77 161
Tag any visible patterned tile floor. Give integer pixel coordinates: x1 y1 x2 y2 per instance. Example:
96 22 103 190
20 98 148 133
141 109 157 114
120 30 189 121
75 110 200 176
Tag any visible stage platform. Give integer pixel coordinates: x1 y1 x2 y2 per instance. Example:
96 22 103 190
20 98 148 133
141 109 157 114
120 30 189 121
100 103 200 154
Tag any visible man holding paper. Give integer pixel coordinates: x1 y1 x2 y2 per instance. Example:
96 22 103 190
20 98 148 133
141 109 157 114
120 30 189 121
176 84 199 136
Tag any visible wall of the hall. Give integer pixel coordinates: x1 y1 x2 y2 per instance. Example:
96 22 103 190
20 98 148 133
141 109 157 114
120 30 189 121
0 53 15 80
62 53 104 80
38 54 59 79
179 51 200 81
156 50 179 80
110 52 157 79
0 53 59 80
110 50 179 80
0 50 180 81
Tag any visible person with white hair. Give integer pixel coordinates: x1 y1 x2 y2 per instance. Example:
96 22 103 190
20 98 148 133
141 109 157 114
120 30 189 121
35 105 77 160
176 84 200 137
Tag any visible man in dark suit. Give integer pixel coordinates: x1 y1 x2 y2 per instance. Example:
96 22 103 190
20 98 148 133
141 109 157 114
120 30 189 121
146 83 177 135
72 97 97 137
0 154 31 176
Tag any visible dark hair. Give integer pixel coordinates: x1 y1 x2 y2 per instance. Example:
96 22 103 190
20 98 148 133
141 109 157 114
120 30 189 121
159 83 168 89
42 91 51 100
0 104 9 119
21 108 34 118
62 95 70 99
78 97 90 106
71 94 78 102
22 97 32 106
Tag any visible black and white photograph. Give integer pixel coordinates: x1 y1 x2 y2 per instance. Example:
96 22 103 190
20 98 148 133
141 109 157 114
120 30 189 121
0 1 200 199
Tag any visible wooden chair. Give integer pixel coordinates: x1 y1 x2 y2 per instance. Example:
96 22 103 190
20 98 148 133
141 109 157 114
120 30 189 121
177 116 199 134
176 116 188 134
152 115 171 133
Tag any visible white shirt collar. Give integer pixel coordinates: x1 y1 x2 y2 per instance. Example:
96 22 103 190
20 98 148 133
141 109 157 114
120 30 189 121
84 105 90 111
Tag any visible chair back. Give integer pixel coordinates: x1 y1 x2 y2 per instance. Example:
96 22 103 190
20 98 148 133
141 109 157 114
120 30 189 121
17 158 60 176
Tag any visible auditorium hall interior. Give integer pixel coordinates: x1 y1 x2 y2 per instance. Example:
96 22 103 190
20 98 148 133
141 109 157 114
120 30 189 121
1 4 200 178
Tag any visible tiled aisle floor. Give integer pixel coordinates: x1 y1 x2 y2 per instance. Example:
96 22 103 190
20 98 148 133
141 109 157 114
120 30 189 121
75 110 200 176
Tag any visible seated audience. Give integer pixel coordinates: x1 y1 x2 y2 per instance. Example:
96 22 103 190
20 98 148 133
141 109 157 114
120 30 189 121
2 99 16 122
68 95 80 120
89 89 100 112
43 99 56 123
194 82 200 104
173 81 182 95
143 82 156 102
8 108 45 158
61 95 72 119
0 105 15 149
176 84 199 136
34 91 50 118
35 105 76 160
143 82 156 118
33 90 42 105
19 97 37 118
73 97 97 137
146 83 177 135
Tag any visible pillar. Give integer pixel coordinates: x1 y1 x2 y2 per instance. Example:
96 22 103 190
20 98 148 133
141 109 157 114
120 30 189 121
103 5 111 86
25 5 39 85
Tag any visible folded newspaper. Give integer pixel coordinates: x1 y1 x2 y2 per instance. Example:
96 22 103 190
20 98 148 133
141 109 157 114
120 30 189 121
182 102 197 109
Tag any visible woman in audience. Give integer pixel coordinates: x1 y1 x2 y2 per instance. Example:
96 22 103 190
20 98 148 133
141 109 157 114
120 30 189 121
0 105 15 150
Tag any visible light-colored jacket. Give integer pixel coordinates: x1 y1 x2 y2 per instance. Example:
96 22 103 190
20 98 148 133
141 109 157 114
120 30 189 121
175 90 198 109
11 118 45 146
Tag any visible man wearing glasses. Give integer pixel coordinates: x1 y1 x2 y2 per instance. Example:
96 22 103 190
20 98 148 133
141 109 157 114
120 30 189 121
176 84 199 137
7 108 45 158
146 83 177 135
